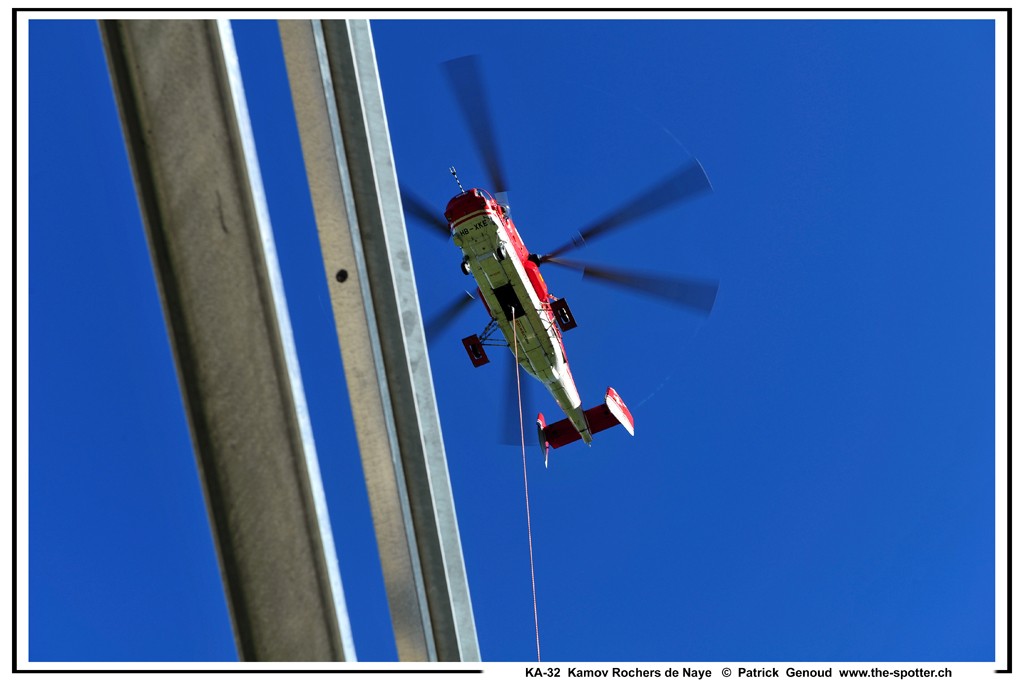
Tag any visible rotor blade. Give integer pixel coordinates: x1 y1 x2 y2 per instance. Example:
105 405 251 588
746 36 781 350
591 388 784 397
540 158 712 261
400 185 451 239
502 354 535 446
424 291 476 341
441 55 508 193
502 354 520 446
546 257 719 315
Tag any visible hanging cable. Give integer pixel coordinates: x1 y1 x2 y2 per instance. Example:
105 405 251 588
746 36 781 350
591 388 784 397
513 309 542 662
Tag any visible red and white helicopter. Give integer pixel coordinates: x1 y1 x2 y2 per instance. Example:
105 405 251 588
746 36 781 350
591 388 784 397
402 56 718 463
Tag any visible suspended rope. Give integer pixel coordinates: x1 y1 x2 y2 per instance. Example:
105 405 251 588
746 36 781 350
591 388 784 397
513 309 542 662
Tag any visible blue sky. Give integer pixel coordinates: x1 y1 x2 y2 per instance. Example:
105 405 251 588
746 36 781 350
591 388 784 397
27 17 997 663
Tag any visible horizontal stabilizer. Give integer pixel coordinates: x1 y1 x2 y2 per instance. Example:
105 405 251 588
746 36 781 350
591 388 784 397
538 413 581 450
537 387 634 453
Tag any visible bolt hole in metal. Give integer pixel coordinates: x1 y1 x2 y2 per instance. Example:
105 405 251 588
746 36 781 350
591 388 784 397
335 269 348 283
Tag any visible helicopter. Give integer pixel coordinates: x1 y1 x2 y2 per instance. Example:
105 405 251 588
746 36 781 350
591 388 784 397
401 55 719 463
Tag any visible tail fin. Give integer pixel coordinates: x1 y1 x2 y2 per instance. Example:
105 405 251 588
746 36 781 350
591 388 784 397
536 412 550 468
586 387 635 438
537 388 634 457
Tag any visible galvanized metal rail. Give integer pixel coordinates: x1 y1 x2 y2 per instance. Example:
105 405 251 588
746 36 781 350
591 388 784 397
103 17 479 662
279 19 479 662
100 19 355 661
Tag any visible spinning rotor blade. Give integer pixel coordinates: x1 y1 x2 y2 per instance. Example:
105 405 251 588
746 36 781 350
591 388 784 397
546 257 719 315
400 185 451 239
540 158 712 261
441 55 508 193
424 291 477 340
501 355 534 446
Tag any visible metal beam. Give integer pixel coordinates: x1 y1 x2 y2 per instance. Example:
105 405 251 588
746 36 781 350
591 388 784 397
278 19 480 662
100 19 355 661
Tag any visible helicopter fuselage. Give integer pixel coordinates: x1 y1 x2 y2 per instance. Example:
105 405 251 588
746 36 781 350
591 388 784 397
445 188 637 456
412 55 714 456
445 188 593 444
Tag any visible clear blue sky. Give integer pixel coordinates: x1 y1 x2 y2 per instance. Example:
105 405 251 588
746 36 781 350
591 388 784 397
28 17 996 663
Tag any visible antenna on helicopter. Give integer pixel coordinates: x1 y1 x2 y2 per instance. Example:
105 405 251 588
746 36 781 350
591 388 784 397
449 166 465 193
